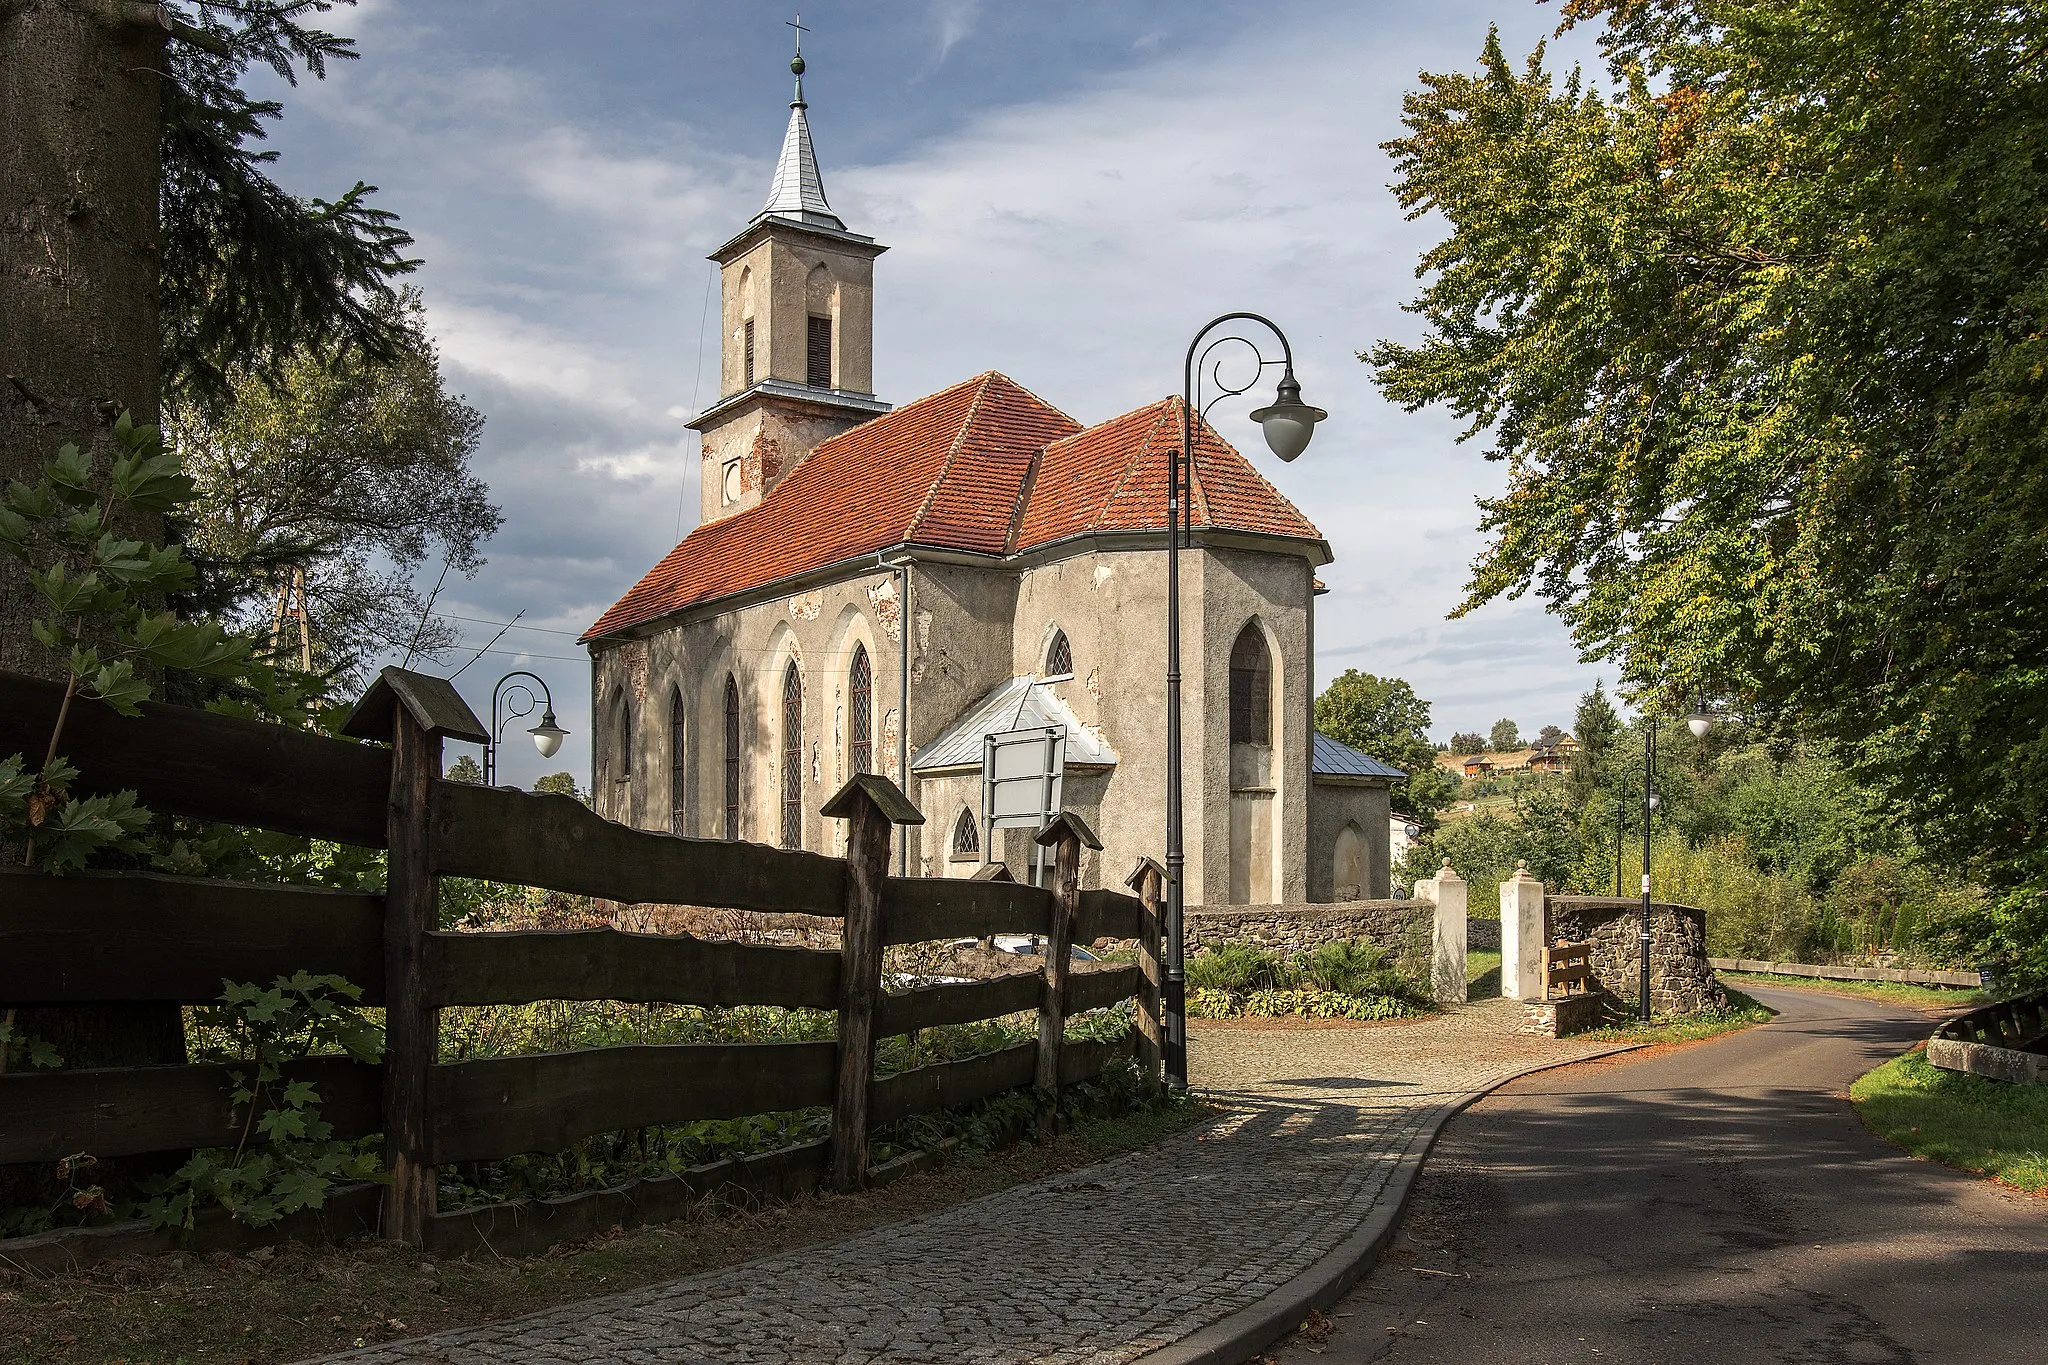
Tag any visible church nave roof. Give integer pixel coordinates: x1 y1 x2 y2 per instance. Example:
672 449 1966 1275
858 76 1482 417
584 372 1327 641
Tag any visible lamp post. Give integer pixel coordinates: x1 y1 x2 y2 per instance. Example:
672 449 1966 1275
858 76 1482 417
1163 314 1326 1090
484 670 569 787
1628 699 1719 1021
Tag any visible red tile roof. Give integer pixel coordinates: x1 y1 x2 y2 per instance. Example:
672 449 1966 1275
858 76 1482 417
584 373 1325 640
1015 397 1321 552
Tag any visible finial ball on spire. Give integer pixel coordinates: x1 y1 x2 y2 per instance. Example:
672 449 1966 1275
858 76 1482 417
791 53 805 75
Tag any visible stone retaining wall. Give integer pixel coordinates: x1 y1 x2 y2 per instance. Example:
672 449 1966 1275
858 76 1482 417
1547 896 1723 1015
1184 901 1431 957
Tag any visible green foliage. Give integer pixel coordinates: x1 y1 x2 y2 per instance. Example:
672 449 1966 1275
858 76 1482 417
168 290 497 684
1312 670 1459 821
1182 938 1431 1020
1570 683 1622 804
1448 732 1486 756
143 973 386 1232
1185 943 1292 993
0 416 261 873
1373 1 2048 908
1488 718 1521 752
159 1 419 409
0 1019 63 1072
444 754 483 784
1853 1048 2048 1195
532 771 586 802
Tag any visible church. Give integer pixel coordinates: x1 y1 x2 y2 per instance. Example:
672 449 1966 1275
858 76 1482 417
581 53 1402 903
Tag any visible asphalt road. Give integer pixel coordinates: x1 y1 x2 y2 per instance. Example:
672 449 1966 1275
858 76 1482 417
1272 986 2048 1365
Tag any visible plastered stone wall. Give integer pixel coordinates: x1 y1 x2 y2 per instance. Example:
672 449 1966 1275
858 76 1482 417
1546 895 1724 1015
1183 901 1433 958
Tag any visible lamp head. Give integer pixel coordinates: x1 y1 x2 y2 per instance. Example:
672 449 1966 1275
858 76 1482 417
1687 709 1713 739
1248 370 1326 462
528 709 568 759
1648 790 1662 811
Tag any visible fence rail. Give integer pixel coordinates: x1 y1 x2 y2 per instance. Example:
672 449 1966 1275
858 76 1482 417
1541 941 1594 997
0 667 1161 1256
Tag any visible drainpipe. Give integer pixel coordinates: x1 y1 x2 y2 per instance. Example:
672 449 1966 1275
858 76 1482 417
876 549 914 875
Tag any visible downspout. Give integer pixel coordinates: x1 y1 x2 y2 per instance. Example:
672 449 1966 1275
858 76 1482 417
876 549 913 875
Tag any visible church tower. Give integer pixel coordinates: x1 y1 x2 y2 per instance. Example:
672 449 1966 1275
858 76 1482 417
689 36 889 524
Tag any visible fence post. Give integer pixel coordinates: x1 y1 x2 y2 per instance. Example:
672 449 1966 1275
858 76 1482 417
821 773 923 1194
1125 856 1166 1090
1430 861 1468 1005
341 666 489 1246
1034 812 1101 1133
1499 861 1546 1001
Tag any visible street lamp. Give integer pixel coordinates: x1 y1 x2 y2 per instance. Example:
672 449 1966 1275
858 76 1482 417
484 670 569 787
1162 313 1325 1090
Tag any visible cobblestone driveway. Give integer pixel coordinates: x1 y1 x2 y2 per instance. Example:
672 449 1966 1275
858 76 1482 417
321 1001 1610 1365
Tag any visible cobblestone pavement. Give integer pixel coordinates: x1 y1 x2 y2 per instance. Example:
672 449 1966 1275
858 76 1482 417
321 1001 1611 1365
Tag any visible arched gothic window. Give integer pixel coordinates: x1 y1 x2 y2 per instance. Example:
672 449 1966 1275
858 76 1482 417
1044 629 1072 678
1228 625 1272 745
781 661 803 849
848 643 873 775
614 692 634 778
723 675 741 841
668 689 687 836
951 808 980 859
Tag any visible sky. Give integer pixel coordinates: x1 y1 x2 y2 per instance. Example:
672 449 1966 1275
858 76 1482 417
246 0 1614 788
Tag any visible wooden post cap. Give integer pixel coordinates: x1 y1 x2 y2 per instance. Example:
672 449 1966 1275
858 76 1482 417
820 772 925 825
1034 809 1102 851
970 862 1016 882
342 666 489 745
1125 855 1166 891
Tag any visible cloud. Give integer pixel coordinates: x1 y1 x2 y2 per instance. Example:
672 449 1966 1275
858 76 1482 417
252 0 1610 782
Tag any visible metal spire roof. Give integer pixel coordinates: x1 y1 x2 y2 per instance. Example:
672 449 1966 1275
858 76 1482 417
758 41 845 231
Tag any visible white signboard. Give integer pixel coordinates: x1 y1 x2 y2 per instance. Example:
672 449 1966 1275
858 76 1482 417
983 725 1064 827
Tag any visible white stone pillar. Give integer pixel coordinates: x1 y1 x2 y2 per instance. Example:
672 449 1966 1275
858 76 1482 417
1499 861 1546 1000
1430 860 1467 1004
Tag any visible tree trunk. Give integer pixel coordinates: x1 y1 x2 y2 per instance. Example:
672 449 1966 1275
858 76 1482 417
0 0 166 681
0 0 180 1219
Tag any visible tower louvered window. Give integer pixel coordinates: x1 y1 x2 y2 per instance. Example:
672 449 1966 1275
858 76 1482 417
781 662 803 849
806 315 832 388
723 675 741 840
848 643 872 774
744 319 756 387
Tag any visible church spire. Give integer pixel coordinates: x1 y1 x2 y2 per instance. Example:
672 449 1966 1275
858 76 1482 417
758 16 844 231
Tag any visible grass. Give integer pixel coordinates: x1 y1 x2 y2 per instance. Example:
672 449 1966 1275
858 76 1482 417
1570 987 1775 1045
1852 1047 2048 1195
1466 949 1502 1000
0 1100 1212 1365
1717 970 1990 1012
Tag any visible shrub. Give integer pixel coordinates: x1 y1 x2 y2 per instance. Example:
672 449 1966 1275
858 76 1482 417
1185 943 1293 992
1300 939 1396 996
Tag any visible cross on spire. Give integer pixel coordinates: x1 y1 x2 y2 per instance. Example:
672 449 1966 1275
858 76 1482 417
758 13 841 229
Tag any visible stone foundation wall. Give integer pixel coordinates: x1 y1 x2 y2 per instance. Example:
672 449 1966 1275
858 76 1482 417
1184 901 1431 957
1547 896 1723 1015
1467 918 1500 952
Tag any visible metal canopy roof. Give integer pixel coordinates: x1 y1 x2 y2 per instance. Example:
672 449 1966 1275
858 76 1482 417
1312 733 1407 780
911 676 1118 773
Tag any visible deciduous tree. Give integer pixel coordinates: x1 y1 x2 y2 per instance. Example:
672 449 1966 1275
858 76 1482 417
1372 0 2048 896
1313 670 1460 824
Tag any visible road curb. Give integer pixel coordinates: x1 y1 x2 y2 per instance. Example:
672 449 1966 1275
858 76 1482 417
1128 1042 1647 1365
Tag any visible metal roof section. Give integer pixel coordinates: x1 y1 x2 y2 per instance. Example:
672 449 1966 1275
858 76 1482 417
1312 732 1407 780
911 676 1118 772
758 57 844 232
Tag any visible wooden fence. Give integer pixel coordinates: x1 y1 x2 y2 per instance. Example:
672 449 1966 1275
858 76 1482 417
0 667 1165 1256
